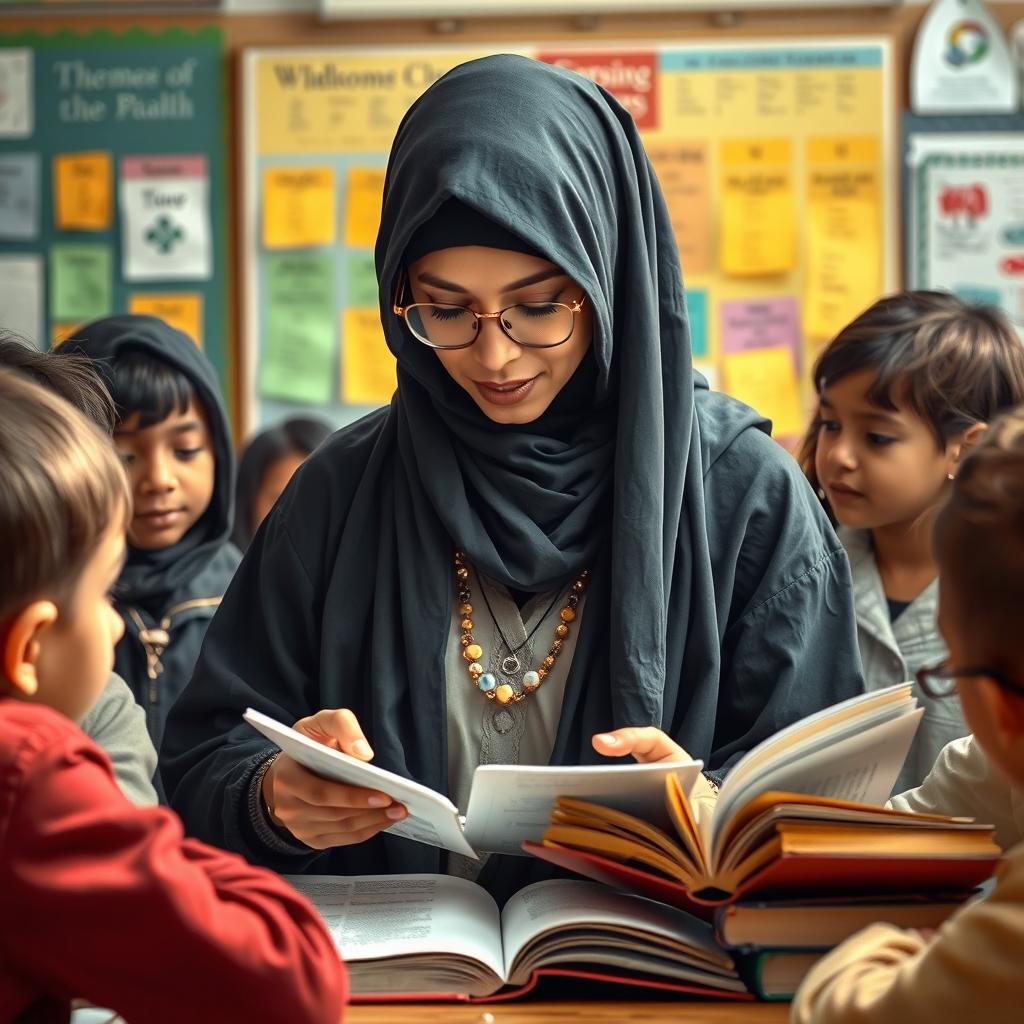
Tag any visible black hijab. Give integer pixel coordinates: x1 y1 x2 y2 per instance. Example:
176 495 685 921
368 53 751 738
65 315 236 607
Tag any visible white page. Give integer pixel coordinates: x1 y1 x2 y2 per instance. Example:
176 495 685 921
499 879 733 983
286 873 506 983
0 255 43 347
244 709 476 857
710 707 924 865
463 760 703 856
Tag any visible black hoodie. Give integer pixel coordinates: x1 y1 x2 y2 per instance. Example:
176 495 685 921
68 315 240 752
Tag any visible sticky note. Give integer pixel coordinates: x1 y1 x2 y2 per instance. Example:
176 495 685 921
129 293 203 347
262 167 336 249
685 289 708 357
259 252 336 404
0 255 43 347
646 141 711 274
720 138 795 277
0 50 32 139
0 153 39 240
54 152 113 231
342 308 396 405
344 167 385 249
52 323 80 348
724 346 803 438
720 296 801 369
50 245 112 323
347 252 379 308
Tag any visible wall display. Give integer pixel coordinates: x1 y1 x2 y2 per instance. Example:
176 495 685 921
242 41 894 439
0 28 229 396
905 113 1024 333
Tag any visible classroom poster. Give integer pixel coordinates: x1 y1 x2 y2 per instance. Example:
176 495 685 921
0 29 228 396
243 41 893 437
906 121 1024 332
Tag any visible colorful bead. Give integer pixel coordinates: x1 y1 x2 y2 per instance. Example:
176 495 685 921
560 607 576 622
468 662 484 675
464 644 483 661
523 670 541 690
459 603 473 615
478 673 497 692
461 617 474 631
456 566 469 580
495 684 515 704
542 655 555 669
555 624 569 638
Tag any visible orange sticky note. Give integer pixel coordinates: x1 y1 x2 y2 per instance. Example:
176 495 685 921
54 152 112 231
129 293 203 347
262 167 336 249
342 308 396 405
344 168 386 249
51 323 80 348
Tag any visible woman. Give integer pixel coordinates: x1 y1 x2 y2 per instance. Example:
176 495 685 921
163 55 862 901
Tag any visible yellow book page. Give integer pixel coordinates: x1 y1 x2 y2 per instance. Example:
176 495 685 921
666 773 711 876
550 801 689 866
542 824 699 887
775 821 1002 858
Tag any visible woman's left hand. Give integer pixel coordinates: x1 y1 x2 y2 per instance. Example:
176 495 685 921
592 727 693 764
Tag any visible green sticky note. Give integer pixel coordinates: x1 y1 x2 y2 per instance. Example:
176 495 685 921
347 251 378 308
50 244 112 323
686 288 708 357
259 252 336 405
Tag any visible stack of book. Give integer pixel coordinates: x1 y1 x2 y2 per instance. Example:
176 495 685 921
246 684 999 1003
526 684 999 999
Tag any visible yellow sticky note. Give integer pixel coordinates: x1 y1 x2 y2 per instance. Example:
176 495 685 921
129 293 203 347
724 346 803 438
54 152 112 231
646 141 711 274
720 139 795 277
342 308 396 405
803 137 882 341
344 168 385 249
51 323 80 348
262 167 336 249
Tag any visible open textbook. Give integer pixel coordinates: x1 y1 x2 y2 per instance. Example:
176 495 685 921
286 873 751 1001
244 708 703 858
526 684 1001 906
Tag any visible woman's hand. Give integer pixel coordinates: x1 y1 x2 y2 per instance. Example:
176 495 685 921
261 708 407 850
592 726 694 764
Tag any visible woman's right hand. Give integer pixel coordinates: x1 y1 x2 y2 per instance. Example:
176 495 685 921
261 708 407 850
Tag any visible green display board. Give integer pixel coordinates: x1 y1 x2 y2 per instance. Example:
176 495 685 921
0 28 229 398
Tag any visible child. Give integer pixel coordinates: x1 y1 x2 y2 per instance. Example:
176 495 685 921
791 404 1024 1023
232 416 333 551
799 291 1024 790
64 315 241 752
0 333 157 806
0 368 347 1022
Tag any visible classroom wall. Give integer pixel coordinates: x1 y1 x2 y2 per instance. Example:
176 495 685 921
3 1 1023 436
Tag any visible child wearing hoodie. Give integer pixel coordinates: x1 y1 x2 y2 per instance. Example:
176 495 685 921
66 316 241 753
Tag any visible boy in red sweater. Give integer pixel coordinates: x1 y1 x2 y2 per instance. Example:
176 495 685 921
0 368 347 1024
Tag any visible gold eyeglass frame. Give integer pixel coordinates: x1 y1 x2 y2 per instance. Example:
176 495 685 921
392 272 586 350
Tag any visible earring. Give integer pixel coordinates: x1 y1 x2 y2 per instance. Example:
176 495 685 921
947 473 955 481
816 486 826 499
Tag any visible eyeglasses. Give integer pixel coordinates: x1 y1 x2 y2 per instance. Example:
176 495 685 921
392 273 585 350
915 662 1024 700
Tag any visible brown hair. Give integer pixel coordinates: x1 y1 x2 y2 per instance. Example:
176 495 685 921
935 406 1024 652
0 331 116 434
0 369 131 624
798 292 1024 503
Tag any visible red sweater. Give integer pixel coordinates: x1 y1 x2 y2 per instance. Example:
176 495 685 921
0 700 347 1023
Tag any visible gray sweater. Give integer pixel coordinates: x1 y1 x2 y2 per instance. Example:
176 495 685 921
80 673 158 806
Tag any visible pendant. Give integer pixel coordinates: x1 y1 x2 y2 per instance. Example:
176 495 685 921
500 653 521 675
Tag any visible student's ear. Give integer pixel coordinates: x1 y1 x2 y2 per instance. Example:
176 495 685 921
1 601 59 698
948 422 988 476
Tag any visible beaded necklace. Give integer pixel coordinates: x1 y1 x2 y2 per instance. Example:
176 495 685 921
454 549 589 705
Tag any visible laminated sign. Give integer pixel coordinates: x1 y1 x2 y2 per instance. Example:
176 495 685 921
120 154 212 280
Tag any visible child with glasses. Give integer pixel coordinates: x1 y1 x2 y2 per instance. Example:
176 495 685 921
798 292 1024 791
792 405 1024 1024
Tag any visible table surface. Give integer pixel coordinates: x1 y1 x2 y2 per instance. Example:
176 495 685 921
344 1001 790 1023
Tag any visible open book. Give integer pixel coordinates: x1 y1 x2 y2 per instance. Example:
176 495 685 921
526 684 1001 907
286 873 751 1001
244 708 702 858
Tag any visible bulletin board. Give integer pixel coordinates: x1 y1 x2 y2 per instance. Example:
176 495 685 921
903 113 1024 333
0 27 230 396
241 39 895 439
